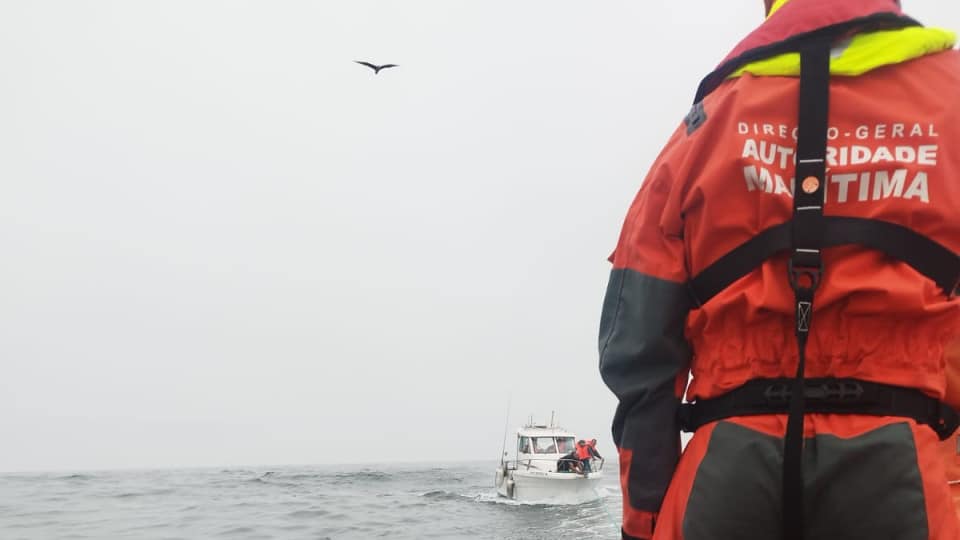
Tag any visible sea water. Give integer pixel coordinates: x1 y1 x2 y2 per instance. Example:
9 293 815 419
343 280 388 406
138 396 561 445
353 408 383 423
0 461 622 539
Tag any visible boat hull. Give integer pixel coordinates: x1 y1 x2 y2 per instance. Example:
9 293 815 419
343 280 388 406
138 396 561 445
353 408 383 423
495 467 604 504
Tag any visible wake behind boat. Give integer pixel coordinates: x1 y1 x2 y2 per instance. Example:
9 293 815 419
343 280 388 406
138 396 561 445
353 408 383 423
494 420 604 504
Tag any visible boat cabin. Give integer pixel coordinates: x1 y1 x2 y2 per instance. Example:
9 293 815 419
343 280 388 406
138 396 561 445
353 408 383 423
515 425 579 472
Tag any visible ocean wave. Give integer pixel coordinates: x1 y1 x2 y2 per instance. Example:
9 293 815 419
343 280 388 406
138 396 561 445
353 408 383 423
253 467 467 485
114 488 177 498
57 474 93 481
277 473 323 480
331 470 391 483
217 526 257 536
472 490 608 508
420 489 463 501
420 489 506 504
287 509 330 518
219 469 256 474
243 476 302 489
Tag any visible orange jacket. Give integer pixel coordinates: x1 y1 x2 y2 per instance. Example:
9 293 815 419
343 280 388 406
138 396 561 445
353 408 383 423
576 444 591 460
599 1 960 538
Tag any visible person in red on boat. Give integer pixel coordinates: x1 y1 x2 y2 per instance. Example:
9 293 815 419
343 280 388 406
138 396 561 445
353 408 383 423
587 439 603 461
598 1 960 539
575 440 593 474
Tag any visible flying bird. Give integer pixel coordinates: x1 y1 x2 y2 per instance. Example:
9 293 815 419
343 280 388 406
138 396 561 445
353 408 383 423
355 61 398 74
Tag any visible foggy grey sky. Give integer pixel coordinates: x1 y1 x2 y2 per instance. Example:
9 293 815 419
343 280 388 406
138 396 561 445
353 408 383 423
2 1 959 472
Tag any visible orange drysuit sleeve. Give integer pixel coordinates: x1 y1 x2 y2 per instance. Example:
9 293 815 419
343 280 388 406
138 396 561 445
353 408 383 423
599 124 694 540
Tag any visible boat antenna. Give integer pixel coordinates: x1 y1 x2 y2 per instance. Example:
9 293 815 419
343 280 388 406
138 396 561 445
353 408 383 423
500 394 512 465
550 410 555 427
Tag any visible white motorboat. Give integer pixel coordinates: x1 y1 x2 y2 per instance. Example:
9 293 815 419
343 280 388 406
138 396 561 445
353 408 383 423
494 420 605 504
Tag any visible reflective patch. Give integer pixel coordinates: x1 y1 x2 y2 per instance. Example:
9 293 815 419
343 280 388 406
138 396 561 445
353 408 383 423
730 27 957 79
685 102 707 135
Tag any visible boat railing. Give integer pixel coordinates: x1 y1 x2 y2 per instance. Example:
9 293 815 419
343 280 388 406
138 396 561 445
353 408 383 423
504 457 605 473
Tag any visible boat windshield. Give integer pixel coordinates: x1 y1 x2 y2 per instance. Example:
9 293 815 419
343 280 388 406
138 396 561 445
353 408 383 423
519 436 531 454
532 437 558 454
556 437 575 453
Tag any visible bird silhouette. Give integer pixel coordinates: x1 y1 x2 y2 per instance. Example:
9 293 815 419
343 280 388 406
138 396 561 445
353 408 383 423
355 61 398 74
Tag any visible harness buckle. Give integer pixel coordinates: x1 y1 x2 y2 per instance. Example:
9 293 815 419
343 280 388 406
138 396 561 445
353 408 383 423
763 380 868 406
763 383 792 405
787 256 823 293
924 399 960 440
815 380 864 404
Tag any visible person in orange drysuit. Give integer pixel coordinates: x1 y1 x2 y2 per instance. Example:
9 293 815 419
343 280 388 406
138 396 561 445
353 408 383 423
587 439 603 461
576 439 593 474
598 1 960 539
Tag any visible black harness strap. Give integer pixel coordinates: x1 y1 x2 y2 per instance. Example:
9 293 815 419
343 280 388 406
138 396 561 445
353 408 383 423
688 217 960 307
779 41 831 540
678 378 960 440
